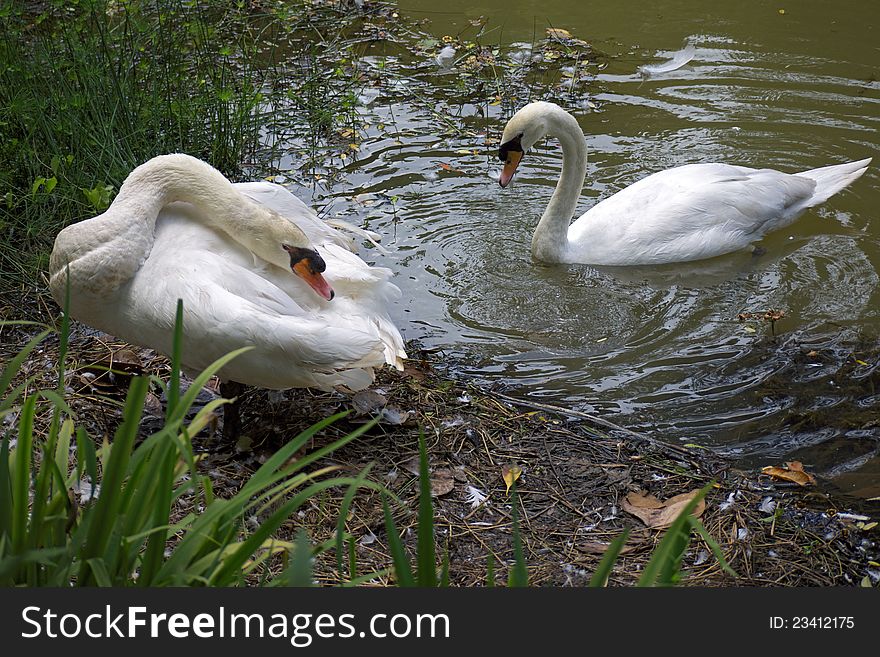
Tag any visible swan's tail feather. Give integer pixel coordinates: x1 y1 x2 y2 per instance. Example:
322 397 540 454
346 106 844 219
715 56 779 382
316 368 376 393
375 315 407 370
797 157 871 207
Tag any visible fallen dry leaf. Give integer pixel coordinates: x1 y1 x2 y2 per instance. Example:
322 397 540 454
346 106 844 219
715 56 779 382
401 362 428 381
622 490 706 529
402 456 421 477
761 461 816 486
623 492 664 509
351 389 387 415
501 464 523 494
430 468 455 497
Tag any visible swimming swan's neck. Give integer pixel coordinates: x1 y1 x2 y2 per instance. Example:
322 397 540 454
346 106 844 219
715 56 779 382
531 109 588 263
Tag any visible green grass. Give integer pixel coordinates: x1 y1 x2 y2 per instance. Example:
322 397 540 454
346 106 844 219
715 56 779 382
0 1 266 281
0 0 369 286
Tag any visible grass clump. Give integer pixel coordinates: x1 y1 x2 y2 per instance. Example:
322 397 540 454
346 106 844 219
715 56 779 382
0 0 273 283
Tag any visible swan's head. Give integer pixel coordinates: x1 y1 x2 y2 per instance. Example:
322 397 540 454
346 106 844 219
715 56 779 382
238 202 336 301
498 102 555 187
497 101 567 187
282 244 335 301
261 213 335 301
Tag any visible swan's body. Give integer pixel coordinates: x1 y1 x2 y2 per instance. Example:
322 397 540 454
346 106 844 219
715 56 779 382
49 154 405 392
498 102 871 265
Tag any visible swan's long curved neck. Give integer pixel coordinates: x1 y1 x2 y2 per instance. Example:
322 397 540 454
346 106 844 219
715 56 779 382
49 154 268 299
531 109 588 263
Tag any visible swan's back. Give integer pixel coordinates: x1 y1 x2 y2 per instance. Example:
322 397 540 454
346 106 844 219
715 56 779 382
567 160 869 265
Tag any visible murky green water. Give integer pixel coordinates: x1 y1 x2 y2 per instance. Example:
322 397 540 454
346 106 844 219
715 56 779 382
288 1 880 495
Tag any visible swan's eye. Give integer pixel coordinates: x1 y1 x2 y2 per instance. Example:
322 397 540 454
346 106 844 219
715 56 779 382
282 244 325 273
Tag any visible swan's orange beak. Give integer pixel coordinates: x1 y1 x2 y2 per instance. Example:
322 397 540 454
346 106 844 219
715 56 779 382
499 151 522 188
285 245 335 301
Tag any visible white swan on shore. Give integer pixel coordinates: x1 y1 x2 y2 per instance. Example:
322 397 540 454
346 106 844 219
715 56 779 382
498 101 871 265
49 154 406 400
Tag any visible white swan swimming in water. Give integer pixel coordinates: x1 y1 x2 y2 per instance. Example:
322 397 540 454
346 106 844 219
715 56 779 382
497 101 871 265
49 154 406 421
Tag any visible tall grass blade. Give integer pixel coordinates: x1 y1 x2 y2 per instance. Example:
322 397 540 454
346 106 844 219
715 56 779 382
0 435 11 542
166 299 183 420
690 517 738 578
286 530 315 587
335 463 373 581
75 427 98 501
415 431 436 587
382 495 415 587
11 394 37 555
78 377 149 585
508 484 528 587
588 530 630 587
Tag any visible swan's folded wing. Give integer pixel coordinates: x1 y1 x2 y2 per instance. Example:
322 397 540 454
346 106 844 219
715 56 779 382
134 208 401 388
569 163 818 264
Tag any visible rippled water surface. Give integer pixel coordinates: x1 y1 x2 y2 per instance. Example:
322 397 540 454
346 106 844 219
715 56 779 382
290 1 880 495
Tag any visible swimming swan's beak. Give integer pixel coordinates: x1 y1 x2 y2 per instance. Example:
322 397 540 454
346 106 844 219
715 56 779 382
284 245 335 301
499 150 523 188
498 135 525 188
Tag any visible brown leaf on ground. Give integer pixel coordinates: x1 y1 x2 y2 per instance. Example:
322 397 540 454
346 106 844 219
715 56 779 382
430 468 455 497
622 490 706 529
402 456 421 477
108 347 143 372
624 492 664 509
401 362 427 381
762 461 816 486
351 389 387 415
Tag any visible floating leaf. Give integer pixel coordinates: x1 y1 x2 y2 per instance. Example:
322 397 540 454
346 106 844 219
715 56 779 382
501 464 522 494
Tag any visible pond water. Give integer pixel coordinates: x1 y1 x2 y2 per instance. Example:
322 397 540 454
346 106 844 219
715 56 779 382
285 1 880 496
